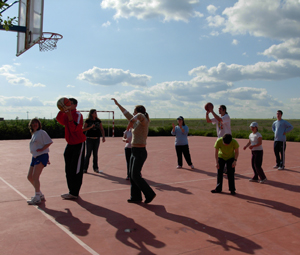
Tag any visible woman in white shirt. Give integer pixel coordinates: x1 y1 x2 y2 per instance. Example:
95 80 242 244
243 122 267 183
27 118 53 205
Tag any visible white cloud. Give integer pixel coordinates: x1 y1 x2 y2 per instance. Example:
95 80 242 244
0 65 46 87
77 67 151 87
222 0 300 40
0 96 44 107
102 21 111 27
67 85 75 88
261 38 300 60
206 15 225 27
188 60 300 82
207 5 217 15
232 39 239 45
100 0 203 22
210 31 219 36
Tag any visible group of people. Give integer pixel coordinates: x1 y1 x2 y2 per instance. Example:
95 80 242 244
26 98 294 205
171 104 293 195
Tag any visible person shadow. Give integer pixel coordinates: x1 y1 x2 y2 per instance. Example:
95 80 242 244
38 203 90 236
234 193 300 218
235 173 300 194
139 204 262 254
89 172 193 195
76 197 165 255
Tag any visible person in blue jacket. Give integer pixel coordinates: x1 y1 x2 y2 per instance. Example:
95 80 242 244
272 110 293 170
171 116 194 169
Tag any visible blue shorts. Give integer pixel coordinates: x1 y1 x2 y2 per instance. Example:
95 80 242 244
30 153 49 167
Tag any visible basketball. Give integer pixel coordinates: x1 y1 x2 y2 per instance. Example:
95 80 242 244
57 97 71 111
205 102 214 112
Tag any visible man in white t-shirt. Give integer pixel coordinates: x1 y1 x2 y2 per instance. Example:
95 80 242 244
206 105 231 138
206 104 231 173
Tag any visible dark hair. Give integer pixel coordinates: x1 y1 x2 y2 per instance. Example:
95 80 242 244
222 134 232 144
220 105 228 114
28 118 42 134
69 98 78 106
177 116 185 126
135 105 150 121
87 109 100 121
277 110 283 116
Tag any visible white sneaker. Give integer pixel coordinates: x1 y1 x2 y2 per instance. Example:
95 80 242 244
259 178 267 184
27 196 41 205
61 193 78 199
176 165 182 169
98 169 103 173
278 166 284 170
273 165 280 169
31 194 45 201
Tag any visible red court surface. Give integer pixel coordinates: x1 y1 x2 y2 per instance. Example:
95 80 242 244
1 136 300 255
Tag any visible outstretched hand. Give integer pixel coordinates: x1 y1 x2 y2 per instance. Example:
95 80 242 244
111 98 118 105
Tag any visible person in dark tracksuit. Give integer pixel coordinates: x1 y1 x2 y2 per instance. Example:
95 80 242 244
56 98 86 199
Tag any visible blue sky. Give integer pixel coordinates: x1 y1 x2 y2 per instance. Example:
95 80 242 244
1 0 300 120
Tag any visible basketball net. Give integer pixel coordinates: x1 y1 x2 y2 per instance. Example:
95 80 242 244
39 32 63 52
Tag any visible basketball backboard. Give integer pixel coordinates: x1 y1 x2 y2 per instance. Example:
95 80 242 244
16 0 44 56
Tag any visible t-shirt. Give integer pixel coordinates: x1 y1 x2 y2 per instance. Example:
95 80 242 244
214 137 239 160
29 130 53 158
124 129 132 148
249 132 263 151
211 114 231 138
171 125 189 146
272 119 293 142
124 111 148 146
85 119 102 137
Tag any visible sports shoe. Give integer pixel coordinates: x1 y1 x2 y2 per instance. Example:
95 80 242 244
176 165 182 169
190 165 194 169
273 165 280 169
249 179 259 182
97 169 103 173
259 178 267 184
231 191 236 195
211 189 221 193
27 196 41 205
61 193 78 200
31 194 45 201
145 194 156 204
278 166 284 170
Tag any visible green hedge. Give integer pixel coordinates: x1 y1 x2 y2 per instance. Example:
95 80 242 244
1 118 299 142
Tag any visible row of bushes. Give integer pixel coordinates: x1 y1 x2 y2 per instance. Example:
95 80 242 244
0 119 299 142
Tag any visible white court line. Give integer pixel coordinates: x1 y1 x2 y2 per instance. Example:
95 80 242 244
0 177 100 255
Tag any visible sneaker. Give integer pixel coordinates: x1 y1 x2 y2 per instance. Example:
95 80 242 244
93 168 98 173
211 189 221 193
190 165 194 169
97 169 103 173
27 196 41 205
249 179 259 182
145 194 156 204
259 178 267 184
231 191 236 195
61 193 78 200
31 194 45 201
278 166 284 170
273 165 280 169
176 165 182 169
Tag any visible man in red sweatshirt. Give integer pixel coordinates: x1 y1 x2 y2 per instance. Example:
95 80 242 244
56 98 86 199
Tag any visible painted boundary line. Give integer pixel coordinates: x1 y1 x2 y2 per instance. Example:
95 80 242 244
0 177 100 255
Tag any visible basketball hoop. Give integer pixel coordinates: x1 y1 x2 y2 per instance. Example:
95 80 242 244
38 32 63 52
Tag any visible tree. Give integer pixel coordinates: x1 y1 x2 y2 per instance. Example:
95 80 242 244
0 0 16 31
